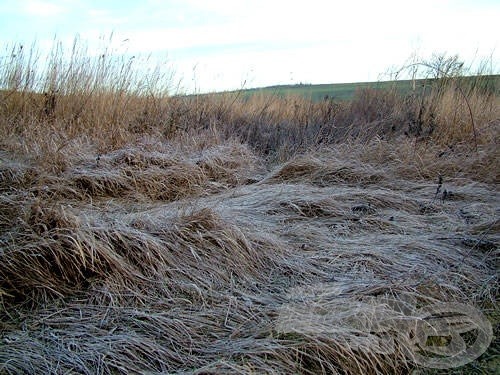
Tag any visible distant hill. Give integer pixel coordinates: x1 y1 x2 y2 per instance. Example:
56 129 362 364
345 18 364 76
210 75 500 102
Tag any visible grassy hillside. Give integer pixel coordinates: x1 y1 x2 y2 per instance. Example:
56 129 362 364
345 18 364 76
224 75 500 102
1 40 499 374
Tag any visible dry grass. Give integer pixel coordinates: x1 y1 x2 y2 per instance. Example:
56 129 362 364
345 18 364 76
0 39 498 374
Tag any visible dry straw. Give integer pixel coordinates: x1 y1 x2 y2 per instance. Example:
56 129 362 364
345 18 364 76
1 38 498 373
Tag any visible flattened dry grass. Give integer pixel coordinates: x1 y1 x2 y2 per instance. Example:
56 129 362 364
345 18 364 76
0 141 267 302
1 136 498 374
265 152 385 186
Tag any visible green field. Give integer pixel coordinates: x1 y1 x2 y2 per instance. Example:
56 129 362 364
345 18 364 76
240 80 410 101
223 74 500 102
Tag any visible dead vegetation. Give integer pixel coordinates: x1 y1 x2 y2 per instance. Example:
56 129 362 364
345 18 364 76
0 40 498 374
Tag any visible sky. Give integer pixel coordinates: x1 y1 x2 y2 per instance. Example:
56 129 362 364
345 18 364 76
0 0 498 93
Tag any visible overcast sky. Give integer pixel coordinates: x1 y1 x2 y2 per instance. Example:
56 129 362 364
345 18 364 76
0 0 498 93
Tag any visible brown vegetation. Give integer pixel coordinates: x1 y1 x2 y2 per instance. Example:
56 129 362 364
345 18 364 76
0 40 498 374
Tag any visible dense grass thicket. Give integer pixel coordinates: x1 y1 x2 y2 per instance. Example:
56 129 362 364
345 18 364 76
0 40 498 374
